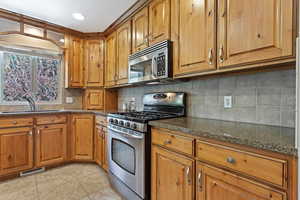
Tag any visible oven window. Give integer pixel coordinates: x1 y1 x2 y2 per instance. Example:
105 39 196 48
112 139 136 175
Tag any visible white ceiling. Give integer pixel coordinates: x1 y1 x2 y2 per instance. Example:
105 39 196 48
0 0 138 32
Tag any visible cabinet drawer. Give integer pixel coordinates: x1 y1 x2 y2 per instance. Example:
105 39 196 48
196 141 287 187
0 117 33 128
152 128 194 156
95 115 107 126
36 115 67 125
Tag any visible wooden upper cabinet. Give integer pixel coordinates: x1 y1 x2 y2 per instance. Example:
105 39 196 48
69 36 84 88
196 162 286 200
84 89 104 110
71 114 94 160
132 7 149 52
0 127 33 175
149 0 171 45
176 0 217 76
105 33 117 87
152 146 194 200
85 40 104 87
35 124 67 167
116 21 131 85
217 0 294 68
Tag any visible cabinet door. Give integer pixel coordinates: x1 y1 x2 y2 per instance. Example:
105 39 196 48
132 7 149 52
196 162 286 200
176 0 216 76
71 114 94 160
84 89 104 110
152 146 194 200
85 40 104 87
35 124 67 167
69 36 84 87
102 127 108 172
0 127 33 175
218 0 294 68
105 33 117 87
116 21 131 85
149 0 170 45
94 125 103 166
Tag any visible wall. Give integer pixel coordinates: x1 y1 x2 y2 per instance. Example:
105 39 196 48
118 69 296 128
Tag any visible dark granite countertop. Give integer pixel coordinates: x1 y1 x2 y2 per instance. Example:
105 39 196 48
0 109 121 117
149 117 297 156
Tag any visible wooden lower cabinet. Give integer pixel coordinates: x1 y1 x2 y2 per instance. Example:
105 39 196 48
0 127 33 175
102 128 108 171
71 114 94 160
95 125 104 166
95 125 108 171
196 162 286 200
35 124 67 167
152 145 194 200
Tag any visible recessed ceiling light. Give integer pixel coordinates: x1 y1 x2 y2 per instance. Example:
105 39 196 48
72 13 85 21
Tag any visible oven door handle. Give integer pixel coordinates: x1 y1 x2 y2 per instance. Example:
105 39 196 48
109 127 144 140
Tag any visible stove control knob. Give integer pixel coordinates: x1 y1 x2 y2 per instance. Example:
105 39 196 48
125 122 130 128
114 119 118 124
109 118 114 123
131 123 137 130
119 120 124 126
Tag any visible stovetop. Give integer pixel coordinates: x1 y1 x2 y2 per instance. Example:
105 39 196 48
108 111 180 123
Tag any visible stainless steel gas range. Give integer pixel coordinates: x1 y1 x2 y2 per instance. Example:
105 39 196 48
107 92 186 200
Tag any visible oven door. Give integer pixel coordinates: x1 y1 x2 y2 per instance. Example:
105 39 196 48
108 127 145 198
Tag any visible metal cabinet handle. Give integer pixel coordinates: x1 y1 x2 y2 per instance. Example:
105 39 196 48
28 131 33 136
219 46 224 63
197 171 203 191
208 48 213 65
12 121 17 125
186 167 192 185
37 130 40 135
226 157 236 164
163 140 171 145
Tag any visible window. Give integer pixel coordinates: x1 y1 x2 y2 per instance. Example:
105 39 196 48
0 50 62 104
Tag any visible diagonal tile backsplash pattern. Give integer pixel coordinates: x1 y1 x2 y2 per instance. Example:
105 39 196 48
118 69 296 128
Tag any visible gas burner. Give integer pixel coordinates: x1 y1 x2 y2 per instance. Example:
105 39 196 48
109 111 178 122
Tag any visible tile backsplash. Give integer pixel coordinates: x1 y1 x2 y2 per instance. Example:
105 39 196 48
118 69 296 128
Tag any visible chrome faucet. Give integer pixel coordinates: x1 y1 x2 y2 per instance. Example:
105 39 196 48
22 95 37 111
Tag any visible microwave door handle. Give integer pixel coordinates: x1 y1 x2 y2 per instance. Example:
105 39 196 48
151 56 157 79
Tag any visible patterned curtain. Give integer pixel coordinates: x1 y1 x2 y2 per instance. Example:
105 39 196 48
3 52 33 102
36 57 60 102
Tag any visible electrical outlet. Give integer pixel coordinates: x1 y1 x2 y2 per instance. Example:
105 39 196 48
224 96 232 108
66 97 74 104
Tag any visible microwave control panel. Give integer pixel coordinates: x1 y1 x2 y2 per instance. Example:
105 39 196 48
156 53 166 77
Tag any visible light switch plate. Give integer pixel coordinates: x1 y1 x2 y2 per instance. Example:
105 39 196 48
66 97 74 104
224 96 232 108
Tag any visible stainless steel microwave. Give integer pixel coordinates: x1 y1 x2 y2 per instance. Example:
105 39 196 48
128 40 172 84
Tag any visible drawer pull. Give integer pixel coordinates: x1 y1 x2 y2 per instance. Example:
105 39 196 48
226 157 236 164
197 171 203 191
186 167 192 185
163 140 172 145
12 121 17 125
28 131 33 136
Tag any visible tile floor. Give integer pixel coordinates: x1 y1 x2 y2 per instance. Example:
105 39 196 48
0 163 123 200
